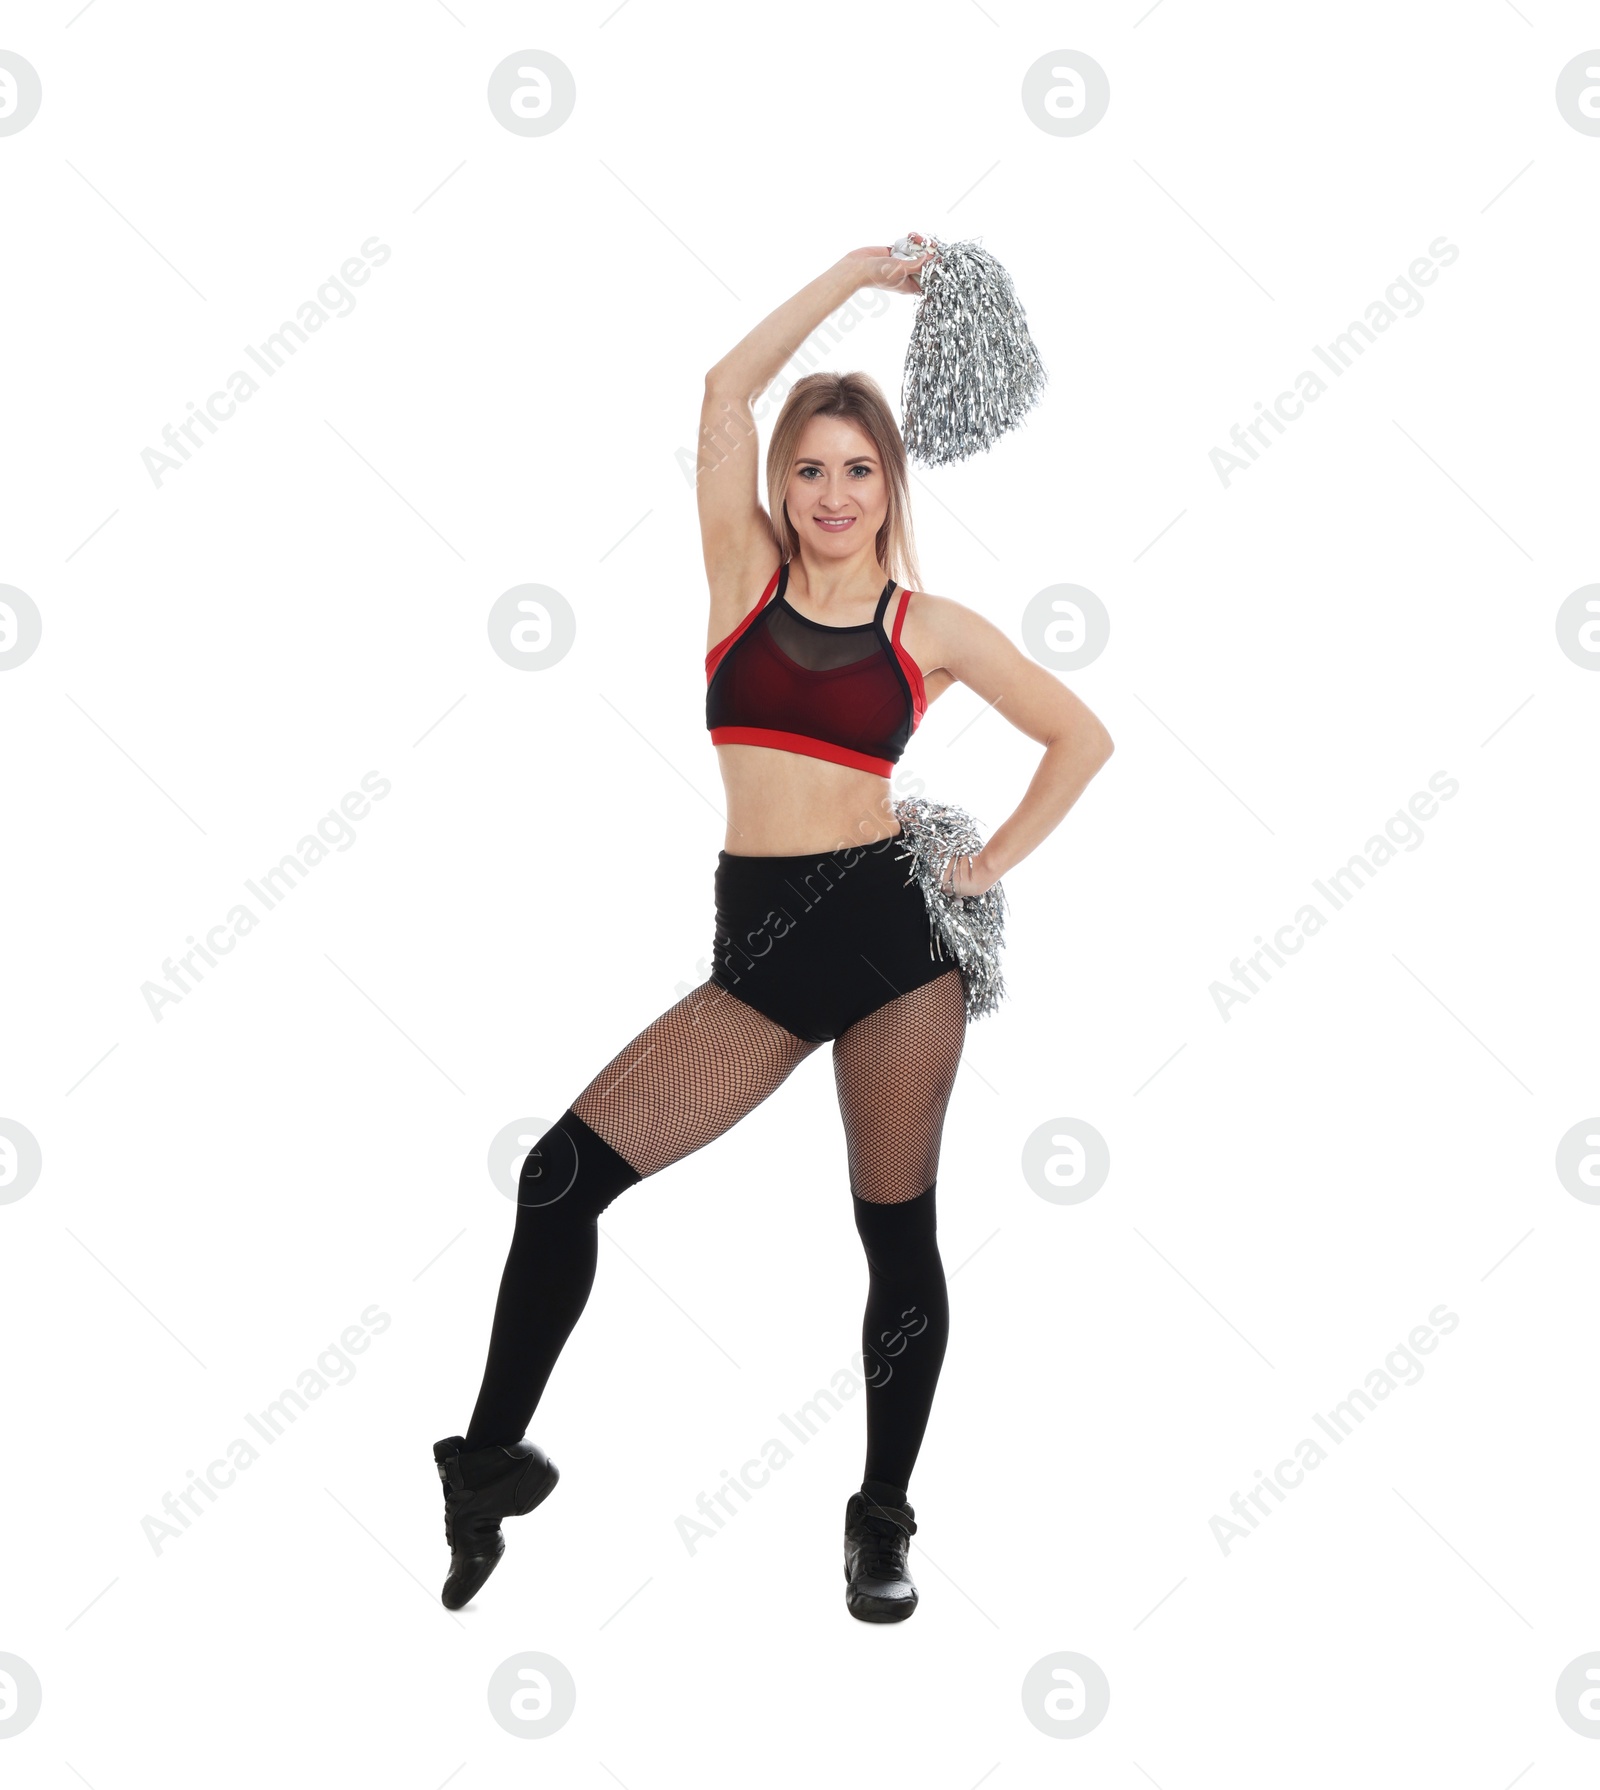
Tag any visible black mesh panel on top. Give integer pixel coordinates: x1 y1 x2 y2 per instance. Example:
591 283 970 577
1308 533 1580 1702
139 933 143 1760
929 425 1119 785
758 602 885 671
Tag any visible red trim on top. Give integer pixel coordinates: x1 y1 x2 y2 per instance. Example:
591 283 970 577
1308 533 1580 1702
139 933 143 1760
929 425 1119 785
890 588 927 725
709 725 896 778
705 563 782 681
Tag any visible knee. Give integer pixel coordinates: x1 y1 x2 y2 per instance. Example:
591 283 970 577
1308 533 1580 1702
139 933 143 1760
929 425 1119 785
852 1185 942 1272
518 1108 643 1220
517 1118 581 1208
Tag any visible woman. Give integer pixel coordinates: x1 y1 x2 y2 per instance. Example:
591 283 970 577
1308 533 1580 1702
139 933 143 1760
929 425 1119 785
432 238 1115 1622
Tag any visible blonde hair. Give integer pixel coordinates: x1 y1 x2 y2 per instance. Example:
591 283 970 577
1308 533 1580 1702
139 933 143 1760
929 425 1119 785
765 372 924 593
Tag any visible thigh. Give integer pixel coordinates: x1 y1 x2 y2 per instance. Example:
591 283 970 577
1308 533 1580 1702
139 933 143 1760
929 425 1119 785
570 979 821 1178
831 967 966 1204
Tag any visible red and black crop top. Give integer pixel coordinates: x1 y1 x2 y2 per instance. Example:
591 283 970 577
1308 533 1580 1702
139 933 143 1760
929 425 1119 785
705 561 928 777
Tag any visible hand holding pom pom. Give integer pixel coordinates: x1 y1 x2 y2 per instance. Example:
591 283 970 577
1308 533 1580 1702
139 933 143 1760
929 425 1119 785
887 231 1049 467
847 236 941 296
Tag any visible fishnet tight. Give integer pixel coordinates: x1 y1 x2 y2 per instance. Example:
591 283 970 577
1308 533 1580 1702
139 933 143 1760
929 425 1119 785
833 965 966 1202
569 969 966 1199
461 968 968 1457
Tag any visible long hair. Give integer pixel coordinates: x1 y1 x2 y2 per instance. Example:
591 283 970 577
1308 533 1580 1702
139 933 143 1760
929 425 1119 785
765 372 923 593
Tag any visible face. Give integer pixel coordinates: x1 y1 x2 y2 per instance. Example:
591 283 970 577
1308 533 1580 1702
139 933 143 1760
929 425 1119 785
783 414 888 560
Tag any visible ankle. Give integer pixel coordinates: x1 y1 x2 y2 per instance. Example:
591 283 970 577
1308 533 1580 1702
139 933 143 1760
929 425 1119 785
461 1432 519 1454
861 1477 910 1509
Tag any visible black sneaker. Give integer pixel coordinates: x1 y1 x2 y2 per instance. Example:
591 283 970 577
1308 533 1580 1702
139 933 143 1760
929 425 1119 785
843 1488 919 1622
432 1434 559 1610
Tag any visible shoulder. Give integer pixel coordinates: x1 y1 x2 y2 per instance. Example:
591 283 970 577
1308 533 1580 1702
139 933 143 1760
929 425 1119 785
901 588 959 622
897 589 997 671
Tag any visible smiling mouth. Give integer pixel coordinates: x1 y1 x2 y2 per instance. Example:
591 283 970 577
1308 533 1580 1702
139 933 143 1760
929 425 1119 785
815 517 856 529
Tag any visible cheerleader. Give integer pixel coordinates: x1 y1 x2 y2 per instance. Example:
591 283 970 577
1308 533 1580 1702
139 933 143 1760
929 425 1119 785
433 238 1114 1621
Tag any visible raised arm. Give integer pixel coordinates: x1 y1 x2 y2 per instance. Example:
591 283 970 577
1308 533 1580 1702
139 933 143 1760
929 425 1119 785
697 242 937 650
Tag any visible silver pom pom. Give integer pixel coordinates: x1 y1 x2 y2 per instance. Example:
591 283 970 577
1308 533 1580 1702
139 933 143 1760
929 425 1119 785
890 233 1048 468
887 794 1010 1022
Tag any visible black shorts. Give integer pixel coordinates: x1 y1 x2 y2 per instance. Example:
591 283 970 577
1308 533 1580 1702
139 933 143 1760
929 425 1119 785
709 828 960 1043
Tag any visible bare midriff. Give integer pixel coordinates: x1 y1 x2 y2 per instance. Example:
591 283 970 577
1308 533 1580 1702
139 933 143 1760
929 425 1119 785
715 743 905 855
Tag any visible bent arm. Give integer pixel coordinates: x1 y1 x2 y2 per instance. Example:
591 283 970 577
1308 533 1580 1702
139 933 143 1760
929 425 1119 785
705 255 870 401
699 254 878 597
928 596 1115 888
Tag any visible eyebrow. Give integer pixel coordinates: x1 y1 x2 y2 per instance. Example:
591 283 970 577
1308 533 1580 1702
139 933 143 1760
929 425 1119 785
795 455 878 466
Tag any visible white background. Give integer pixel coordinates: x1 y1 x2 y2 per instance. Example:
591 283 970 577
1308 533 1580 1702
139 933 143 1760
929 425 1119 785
2 1 1597 1783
